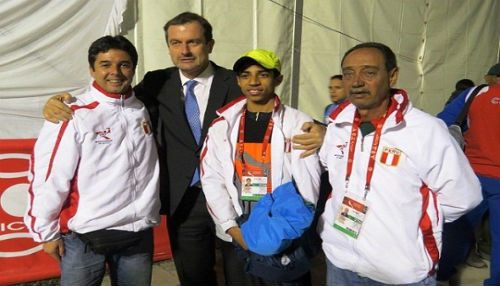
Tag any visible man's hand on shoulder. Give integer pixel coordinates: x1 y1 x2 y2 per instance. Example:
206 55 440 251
292 121 326 158
43 93 75 123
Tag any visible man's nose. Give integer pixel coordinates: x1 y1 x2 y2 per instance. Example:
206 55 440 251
181 43 191 55
352 73 365 87
110 64 121 75
249 75 260 85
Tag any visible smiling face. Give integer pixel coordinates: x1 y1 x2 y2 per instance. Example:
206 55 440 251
237 65 283 112
342 48 398 120
329 78 345 103
89 49 134 94
166 21 214 79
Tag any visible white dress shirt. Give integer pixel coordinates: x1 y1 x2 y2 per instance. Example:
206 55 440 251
179 63 215 126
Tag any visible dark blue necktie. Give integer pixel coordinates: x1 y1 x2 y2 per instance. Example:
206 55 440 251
184 80 201 186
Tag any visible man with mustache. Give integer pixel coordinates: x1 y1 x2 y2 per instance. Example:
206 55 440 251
41 12 325 286
318 42 482 286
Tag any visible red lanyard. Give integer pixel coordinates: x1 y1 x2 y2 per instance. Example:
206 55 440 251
345 111 388 199
237 109 274 164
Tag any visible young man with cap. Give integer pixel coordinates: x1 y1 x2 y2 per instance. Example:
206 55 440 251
200 49 321 285
437 62 500 286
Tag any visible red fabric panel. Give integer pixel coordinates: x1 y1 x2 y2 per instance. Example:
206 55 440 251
0 139 172 285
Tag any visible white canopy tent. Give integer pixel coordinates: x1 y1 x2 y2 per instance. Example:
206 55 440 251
1 0 499 139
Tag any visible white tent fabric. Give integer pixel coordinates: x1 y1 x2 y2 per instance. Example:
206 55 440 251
0 0 127 139
1 0 499 139
126 0 499 121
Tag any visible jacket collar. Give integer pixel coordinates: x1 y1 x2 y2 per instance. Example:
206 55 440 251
216 94 282 126
91 81 134 105
330 88 410 129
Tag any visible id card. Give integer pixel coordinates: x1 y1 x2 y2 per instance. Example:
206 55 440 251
241 169 268 201
333 193 368 239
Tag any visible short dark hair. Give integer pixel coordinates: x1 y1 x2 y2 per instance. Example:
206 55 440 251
341 42 397 72
330 74 343 80
455 78 475 91
88 35 138 69
163 12 213 43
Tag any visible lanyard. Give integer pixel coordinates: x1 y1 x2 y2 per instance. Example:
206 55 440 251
345 111 388 199
237 108 274 165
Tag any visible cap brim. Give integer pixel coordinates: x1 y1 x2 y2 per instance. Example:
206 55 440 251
233 57 260 73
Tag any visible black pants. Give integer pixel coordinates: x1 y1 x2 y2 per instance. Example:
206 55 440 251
168 186 217 286
219 239 311 286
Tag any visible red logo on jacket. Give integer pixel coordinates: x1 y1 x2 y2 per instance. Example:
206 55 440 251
95 128 112 144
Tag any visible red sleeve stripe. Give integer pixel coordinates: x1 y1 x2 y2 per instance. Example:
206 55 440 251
45 101 99 181
45 121 69 181
26 153 42 241
71 101 99 111
200 134 210 176
419 184 439 275
59 162 80 234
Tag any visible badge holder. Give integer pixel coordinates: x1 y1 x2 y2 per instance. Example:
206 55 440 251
241 169 268 201
333 192 368 239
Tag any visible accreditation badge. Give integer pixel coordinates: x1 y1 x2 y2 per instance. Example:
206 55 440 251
333 193 368 239
240 169 268 201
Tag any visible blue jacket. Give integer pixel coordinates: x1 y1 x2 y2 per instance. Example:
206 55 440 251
241 182 314 256
437 87 472 129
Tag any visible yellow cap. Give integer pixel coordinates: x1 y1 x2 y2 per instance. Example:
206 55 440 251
233 49 281 73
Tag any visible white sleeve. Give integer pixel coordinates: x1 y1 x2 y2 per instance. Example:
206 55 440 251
200 123 239 233
416 120 482 223
24 119 81 242
291 115 322 206
318 124 333 170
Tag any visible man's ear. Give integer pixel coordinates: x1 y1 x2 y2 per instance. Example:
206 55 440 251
89 65 96 77
207 39 215 53
389 67 399 87
274 74 284 87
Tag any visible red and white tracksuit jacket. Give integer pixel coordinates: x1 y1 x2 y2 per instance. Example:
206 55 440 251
200 96 321 242
318 89 482 284
24 83 160 243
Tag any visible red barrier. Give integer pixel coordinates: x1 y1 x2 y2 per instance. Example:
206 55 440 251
0 139 171 285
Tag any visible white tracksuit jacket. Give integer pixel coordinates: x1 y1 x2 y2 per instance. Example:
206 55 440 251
200 96 322 242
318 89 482 284
24 83 161 243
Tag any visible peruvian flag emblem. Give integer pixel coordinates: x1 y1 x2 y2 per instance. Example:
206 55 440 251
380 146 401 166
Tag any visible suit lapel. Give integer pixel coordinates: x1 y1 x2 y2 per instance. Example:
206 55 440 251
202 64 230 140
157 70 198 147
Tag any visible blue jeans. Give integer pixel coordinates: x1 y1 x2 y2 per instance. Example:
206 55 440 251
60 229 153 286
326 259 436 286
464 175 500 286
437 175 500 286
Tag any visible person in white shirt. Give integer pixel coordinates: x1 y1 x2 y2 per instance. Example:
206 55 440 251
318 42 482 286
24 35 160 286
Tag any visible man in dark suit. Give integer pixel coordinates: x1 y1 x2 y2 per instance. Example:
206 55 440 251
134 13 241 285
42 12 325 286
